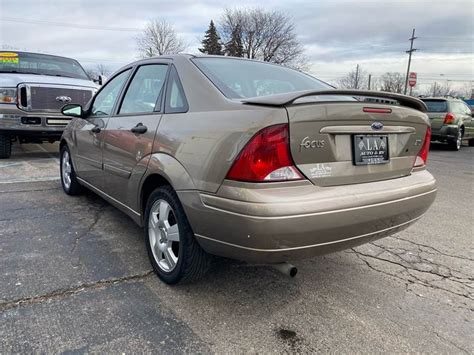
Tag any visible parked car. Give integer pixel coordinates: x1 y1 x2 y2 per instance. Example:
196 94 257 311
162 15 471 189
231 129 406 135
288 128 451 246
0 51 97 158
59 55 437 284
421 97 474 150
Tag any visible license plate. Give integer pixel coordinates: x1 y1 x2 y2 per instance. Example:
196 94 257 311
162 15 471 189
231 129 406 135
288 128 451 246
353 135 389 165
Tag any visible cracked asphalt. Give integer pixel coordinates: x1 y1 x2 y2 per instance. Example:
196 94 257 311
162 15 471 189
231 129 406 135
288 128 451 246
0 143 473 353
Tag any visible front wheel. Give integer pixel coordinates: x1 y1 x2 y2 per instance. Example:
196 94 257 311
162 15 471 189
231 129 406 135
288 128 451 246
60 145 82 195
448 129 463 151
145 186 211 284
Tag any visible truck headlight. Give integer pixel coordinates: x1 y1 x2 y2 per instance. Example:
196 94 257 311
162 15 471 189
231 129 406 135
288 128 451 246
0 88 17 104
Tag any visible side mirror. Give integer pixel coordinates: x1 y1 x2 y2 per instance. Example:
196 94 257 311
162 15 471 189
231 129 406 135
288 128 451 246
61 104 83 117
98 75 107 86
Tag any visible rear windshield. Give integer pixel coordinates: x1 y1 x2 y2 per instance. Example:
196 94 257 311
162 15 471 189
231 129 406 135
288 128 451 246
422 100 448 112
0 52 89 80
192 57 331 99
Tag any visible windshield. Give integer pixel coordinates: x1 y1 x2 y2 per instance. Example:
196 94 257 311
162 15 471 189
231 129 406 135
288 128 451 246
422 99 448 112
193 57 331 99
0 52 90 80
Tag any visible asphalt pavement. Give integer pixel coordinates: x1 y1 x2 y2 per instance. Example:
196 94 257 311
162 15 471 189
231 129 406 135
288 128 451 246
0 143 473 353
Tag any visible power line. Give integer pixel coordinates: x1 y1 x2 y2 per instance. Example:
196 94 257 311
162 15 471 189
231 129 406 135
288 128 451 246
0 16 141 32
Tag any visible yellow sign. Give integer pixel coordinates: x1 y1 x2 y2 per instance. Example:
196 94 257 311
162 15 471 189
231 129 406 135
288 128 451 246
0 52 19 64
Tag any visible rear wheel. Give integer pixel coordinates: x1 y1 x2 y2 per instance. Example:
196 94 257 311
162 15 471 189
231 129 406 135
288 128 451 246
0 134 12 159
145 186 210 284
60 145 82 195
448 129 463 151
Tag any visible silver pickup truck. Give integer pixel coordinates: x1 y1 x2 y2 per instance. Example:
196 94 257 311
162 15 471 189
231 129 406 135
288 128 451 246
0 51 97 158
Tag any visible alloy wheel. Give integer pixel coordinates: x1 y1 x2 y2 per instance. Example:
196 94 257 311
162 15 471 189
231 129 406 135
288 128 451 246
148 199 180 272
456 130 462 150
62 150 72 190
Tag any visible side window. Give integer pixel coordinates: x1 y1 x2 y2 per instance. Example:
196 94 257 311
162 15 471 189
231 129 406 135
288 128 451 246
90 69 131 117
165 66 188 113
452 102 465 114
119 64 168 115
463 104 472 115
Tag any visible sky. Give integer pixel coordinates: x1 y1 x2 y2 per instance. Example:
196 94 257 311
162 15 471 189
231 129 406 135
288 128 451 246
1 0 473 93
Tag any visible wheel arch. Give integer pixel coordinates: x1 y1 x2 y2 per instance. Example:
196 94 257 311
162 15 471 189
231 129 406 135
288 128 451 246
139 152 196 222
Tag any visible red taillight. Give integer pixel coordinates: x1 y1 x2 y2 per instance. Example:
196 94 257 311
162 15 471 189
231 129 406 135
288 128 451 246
443 113 455 124
226 124 303 182
414 127 431 167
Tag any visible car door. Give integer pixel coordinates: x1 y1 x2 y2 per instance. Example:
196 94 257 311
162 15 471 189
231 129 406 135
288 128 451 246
73 68 131 189
101 63 169 205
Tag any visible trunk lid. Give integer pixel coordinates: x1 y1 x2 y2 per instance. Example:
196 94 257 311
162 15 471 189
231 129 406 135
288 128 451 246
243 90 430 187
426 111 448 130
286 102 429 186
421 99 449 130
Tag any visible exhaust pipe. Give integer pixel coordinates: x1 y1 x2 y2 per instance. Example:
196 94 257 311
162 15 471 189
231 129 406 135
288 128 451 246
271 262 298 277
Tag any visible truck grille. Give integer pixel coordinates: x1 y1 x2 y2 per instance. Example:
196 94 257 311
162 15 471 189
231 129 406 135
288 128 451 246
18 84 94 112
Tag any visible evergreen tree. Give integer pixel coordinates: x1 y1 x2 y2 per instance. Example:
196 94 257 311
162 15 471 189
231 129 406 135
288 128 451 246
225 25 244 57
199 20 223 55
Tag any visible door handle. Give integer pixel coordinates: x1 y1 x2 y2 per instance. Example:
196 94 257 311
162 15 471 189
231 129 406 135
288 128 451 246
91 126 101 134
131 123 148 134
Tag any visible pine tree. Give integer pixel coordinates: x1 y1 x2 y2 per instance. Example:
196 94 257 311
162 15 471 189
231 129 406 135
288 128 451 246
199 20 223 55
225 25 244 57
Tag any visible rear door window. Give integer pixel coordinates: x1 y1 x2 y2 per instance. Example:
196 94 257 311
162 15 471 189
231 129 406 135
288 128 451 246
119 64 168 115
164 66 188 113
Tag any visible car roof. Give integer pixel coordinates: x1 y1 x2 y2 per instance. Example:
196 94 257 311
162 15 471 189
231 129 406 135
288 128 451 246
128 53 293 67
421 97 463 102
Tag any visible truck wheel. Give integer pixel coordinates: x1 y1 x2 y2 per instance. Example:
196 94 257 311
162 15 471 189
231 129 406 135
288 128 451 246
448 129 463 151
145 186 211 285
0 134 12 159
60 145 82 195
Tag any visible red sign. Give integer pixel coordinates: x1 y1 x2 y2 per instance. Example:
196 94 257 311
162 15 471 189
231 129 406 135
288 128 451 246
408 72 417 87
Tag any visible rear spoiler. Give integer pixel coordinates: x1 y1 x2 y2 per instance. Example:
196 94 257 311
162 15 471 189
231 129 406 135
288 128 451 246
241 89 428 113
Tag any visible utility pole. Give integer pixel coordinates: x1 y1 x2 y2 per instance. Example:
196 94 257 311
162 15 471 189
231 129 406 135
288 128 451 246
368 74 372 90
404 28 417 95
354 64 360 89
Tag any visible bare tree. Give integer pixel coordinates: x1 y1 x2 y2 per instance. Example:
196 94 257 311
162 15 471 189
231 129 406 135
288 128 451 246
425 82 456 97
219 8 307 70
137 19 187 57
378 72 405 93
85 63 110 80
96 63 110 76
338 64 368 90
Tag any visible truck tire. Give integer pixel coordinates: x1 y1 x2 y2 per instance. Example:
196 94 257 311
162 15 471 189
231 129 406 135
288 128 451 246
144 186 211 284
0 134 12 159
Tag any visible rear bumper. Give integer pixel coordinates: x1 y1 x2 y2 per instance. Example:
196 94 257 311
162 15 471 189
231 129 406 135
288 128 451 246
431 124 459 142
178 170 437 263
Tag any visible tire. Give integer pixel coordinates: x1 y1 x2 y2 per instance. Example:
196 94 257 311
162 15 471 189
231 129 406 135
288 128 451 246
144 186 211 284
0 134 12 159
448 129 463 151
60 145 82 195
469 139 474 147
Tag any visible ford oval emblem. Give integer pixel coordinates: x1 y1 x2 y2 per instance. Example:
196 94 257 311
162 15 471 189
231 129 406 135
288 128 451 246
371 122 384 130
56 96 72 103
